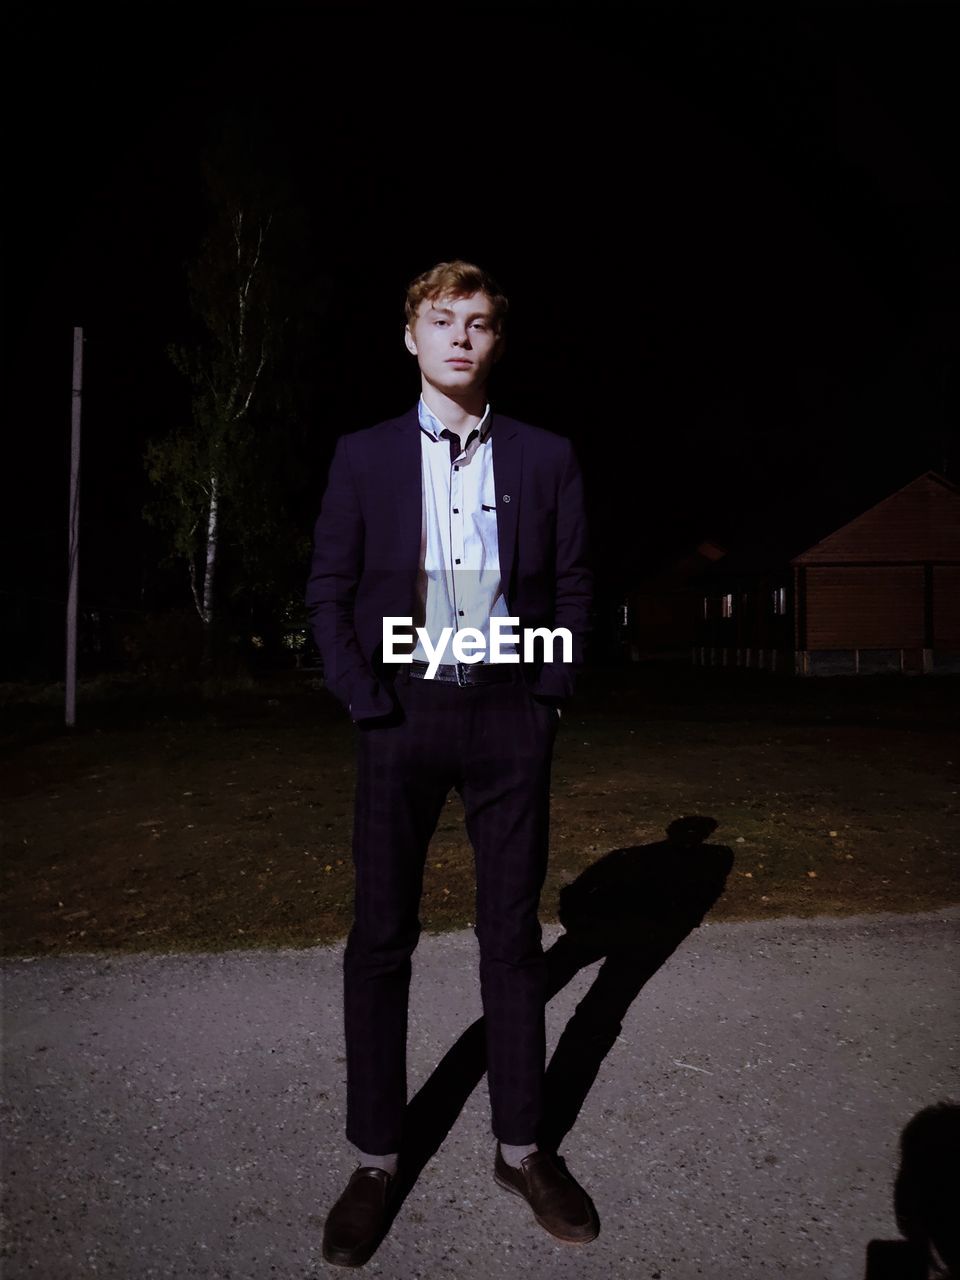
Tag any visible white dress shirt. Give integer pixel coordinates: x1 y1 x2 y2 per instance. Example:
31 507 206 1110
409 396 518 665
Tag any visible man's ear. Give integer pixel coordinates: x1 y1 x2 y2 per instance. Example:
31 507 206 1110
404 325 418 356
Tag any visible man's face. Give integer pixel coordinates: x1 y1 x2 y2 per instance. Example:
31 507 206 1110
404 291 502 397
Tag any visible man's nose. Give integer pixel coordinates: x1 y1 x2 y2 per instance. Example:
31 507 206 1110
452 329 472 348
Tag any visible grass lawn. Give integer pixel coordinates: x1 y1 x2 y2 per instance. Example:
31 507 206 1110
2 666 957 956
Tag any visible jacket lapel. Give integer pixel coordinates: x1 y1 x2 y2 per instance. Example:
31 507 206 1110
491 416 521 606
390 408 423 568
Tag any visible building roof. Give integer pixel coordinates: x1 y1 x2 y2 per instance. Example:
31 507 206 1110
628 541 727 593
693 471 959 584
792 470 960 564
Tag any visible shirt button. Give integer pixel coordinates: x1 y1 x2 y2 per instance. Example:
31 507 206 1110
452 507 459 514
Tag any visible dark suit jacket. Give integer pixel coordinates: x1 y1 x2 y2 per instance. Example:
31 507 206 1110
305 406 592 721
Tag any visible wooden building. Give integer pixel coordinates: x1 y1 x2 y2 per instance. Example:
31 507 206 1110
622 541 726 661
693 471 960 675
693 537 796 673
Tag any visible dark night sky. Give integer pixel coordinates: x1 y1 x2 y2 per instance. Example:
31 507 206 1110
5 2 959 664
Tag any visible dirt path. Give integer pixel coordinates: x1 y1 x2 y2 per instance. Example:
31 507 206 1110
2 671 958 954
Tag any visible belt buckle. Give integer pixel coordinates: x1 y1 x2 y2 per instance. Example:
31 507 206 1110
455 661 468 687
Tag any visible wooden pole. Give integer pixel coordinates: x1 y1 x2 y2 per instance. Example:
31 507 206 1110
66 327 83 727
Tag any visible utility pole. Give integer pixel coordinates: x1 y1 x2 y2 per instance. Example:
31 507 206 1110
66 327 83 727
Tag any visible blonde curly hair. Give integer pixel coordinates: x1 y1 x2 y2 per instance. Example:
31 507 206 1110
404 260 509 333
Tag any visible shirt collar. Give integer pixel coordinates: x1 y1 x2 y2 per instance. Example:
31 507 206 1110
418 396 492 445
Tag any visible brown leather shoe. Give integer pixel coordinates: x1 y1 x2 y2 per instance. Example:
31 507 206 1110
494 1144 599 1244
322 1166 395 1267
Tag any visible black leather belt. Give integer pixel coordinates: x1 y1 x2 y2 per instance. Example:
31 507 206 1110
406 660 519 686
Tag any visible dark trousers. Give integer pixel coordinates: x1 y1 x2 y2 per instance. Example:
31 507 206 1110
343 668 559 1153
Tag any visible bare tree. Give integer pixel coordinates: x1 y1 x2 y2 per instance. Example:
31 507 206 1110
146 115 305 649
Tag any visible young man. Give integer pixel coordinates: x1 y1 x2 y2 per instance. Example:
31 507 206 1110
306 261 594 1265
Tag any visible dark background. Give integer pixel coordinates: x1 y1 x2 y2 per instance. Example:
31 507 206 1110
5 1 958 677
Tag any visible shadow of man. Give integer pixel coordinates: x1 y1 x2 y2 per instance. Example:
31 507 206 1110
865 1102 960 1280
389 815 733 1213
538 814 734 1153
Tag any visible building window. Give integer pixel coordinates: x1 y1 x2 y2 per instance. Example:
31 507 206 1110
618 602 629 627
721 593 734 619
772 586 786 615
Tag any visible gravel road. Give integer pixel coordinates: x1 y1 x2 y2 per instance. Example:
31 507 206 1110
3 909 958 1279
